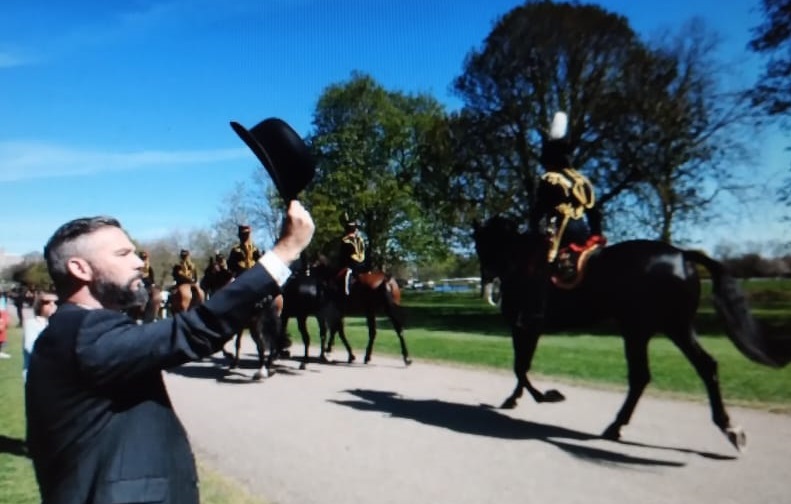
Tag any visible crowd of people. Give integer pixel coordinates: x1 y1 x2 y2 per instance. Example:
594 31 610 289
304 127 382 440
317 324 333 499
0 287 58 362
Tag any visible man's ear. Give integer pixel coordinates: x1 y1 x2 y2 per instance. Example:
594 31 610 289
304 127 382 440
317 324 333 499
66 257 93 282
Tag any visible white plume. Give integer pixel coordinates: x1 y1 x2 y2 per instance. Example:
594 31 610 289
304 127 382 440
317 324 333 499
549 111 568 139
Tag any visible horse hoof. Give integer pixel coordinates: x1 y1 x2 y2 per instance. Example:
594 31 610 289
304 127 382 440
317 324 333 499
501 398 517 409
252 370 268 381
319 354 329 363
541 389 565 403
601 424 622 441
299 362 307 370
725 425 747 452
364 356 371 364
348 354 356 363
404 358 412 366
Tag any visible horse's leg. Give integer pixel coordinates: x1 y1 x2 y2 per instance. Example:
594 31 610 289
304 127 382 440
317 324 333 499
297 316 311 370
251 321 269 380
382 297 410 366
317 316 328 361
363 309 377 364
232 332 243 369
602 331 651 441
325 322 336 354
669 326 746 451
329 315 355 363
502 323 564 409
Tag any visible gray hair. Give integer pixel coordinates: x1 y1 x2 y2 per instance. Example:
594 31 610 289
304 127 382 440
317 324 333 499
44 216 122 296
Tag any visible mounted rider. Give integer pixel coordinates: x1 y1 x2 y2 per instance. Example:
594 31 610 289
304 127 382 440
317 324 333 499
530 111 605 283
200 251 232 299
227 224 262 278
338 212 367 295
138 250 155 288
171 248 205 304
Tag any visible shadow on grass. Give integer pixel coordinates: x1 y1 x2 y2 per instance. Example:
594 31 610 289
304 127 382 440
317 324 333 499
329 389 737 467
0 434 28 458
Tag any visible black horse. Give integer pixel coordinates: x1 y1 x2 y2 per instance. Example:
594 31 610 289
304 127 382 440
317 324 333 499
202 265 280 380
472 215 788 451
283 260 411 366
279 264 356 369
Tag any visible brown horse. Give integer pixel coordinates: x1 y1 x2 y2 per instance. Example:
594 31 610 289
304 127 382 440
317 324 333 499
126 284 164 323
319 265 411 366
168 283 203 314
200 264 282 380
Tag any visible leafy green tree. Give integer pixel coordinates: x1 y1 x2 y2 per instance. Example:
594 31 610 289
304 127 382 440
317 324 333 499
305 72 449 269
8 253 51 290
443 1 643 229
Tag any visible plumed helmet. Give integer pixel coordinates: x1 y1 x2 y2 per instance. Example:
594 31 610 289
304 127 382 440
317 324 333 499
340 211 359 228
540 111 573 169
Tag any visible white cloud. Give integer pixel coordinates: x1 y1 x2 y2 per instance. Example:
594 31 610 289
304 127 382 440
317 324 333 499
0 141 250 182
0 50 30 68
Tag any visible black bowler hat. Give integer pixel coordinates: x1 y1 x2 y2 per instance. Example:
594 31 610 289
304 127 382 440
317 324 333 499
230 118 316 202
238 224 251 233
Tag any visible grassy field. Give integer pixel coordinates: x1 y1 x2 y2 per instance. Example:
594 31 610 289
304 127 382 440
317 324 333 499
1 280 787 503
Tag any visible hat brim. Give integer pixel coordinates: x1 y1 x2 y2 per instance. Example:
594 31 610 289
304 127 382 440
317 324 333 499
230 118 315 202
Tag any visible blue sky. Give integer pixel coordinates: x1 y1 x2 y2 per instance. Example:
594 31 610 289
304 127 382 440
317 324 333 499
1 0 787 256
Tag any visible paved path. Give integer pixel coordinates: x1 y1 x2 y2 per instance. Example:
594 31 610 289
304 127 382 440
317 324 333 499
165 340 790 504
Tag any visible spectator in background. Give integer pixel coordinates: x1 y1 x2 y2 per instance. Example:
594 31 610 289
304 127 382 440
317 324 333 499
0 303 9 358
22 293 58 380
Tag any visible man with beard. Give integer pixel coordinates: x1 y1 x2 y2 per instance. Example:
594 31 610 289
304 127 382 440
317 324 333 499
25 201 314 504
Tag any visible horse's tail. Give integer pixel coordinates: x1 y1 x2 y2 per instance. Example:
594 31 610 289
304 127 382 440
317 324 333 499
381 275 406 327
684 250 789 368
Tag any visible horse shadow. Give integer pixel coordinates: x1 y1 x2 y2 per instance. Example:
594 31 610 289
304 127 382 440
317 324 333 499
0 434 28 458
329 389 736 467
167 353 314 383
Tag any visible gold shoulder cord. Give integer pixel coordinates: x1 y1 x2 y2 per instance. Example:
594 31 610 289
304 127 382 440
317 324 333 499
546 168 596 262
242 242 256 269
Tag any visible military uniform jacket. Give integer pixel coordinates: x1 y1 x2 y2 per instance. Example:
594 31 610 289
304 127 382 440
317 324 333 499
25 264 283 504
141 261 155 287
531 167 596 231
227 242 261 278
340 233 365 269
172 260 197 285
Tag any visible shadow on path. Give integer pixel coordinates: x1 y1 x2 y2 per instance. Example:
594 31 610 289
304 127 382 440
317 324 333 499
330 389 734 467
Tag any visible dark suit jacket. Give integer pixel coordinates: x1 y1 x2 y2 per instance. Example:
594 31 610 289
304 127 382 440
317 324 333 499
26 263 282 504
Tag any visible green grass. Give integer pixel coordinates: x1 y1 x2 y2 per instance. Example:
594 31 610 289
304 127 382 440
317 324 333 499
0 327 38 504
0 327 266 504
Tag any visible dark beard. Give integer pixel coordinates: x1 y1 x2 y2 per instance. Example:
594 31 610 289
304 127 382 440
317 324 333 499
90 276 149 311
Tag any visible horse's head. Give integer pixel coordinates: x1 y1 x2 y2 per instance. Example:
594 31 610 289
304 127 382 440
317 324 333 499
472 216 520 303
